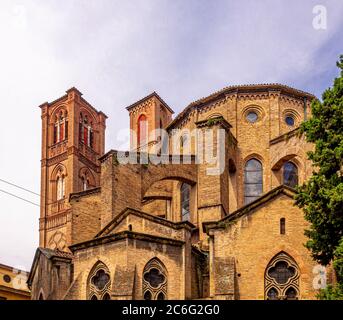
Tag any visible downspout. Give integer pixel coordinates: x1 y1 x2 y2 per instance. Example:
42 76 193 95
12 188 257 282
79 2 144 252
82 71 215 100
303 97 307 121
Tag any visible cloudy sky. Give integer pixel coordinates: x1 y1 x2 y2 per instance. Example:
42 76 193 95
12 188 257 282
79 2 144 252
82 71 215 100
0 0 342 271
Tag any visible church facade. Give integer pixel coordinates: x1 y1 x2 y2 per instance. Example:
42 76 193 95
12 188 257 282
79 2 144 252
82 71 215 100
28 84 329 300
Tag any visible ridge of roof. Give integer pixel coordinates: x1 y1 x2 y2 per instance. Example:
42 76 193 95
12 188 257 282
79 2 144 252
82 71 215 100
203 184 296 234
126 91 174 114
95 207 195 238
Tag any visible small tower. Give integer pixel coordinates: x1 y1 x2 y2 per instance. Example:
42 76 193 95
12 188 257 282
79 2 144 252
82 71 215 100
126 92 173 151
39 87 107 250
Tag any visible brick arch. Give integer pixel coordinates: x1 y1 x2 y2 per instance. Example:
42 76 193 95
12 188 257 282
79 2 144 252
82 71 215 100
271 153 298 171
243 153 265 166
51 163 67 181
79 166 96 189
50 104 68 124
141 162 197 198
258 246 306 277
271 155 305 185
79 107 97 124
144 257 168 275
242 104 267 123
270 139 308 171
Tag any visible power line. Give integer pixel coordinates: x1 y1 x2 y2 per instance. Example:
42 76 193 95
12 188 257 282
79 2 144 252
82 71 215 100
0 189 40 207
0 178 40 197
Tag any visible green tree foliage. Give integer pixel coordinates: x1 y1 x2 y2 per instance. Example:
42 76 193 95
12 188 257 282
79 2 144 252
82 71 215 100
296 55 343 266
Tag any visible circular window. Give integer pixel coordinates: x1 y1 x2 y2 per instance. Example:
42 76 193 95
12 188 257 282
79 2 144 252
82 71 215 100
285 115 295 126
3 275 11 283
246 111 258 123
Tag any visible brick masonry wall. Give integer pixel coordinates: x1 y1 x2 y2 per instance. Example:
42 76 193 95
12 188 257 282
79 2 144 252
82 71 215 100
210 194 318 300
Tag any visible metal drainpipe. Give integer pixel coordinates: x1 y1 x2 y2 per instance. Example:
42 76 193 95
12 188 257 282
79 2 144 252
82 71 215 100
304 97 307 121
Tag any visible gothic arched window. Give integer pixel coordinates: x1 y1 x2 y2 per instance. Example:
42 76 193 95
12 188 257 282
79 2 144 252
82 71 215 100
137 114 147 147
283 162 298 188
265 252 299 300
79 113 94 148
80 168 95 192
143 258 167 300
180 183 191 221
244 158 263 204
87 262 111 300
53 110 68 144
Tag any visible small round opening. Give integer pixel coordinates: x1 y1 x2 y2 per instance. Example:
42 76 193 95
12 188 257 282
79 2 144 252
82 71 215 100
3 275 11 283
246 111 258 123
285 115 295 126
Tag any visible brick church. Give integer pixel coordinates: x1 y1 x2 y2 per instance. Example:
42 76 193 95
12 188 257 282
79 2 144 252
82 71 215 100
28 84 327 300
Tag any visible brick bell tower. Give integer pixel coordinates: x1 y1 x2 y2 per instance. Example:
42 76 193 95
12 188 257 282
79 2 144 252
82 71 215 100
126 92 174 152
39 88 107 251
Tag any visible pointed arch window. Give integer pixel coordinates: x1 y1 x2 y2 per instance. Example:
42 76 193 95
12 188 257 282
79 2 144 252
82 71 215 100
79 113 94 149
180 183 191 221
87 262 111 300
283 162 298 188
244 158 263 204
265 252 299 300
53 111 68 144
143 259 167 300
137 114 147 147
80 168 95 191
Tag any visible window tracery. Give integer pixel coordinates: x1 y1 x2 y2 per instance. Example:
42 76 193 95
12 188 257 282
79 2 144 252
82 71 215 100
53 110 68 144
87 262 111 300
143 259 167 300
265 252 299 300
79 113 94 148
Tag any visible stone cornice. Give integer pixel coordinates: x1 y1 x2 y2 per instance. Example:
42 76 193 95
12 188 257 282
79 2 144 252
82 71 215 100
69 230 185 253
42 152 68 167
195 116 232 131
269 128 301 145
0 285 30 297
69 187 101 201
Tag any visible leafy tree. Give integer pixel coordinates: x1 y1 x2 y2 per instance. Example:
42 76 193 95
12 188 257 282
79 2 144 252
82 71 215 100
296 55 343 266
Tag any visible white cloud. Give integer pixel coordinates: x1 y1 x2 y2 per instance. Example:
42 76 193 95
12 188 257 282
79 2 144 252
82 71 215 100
0 0 342 269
